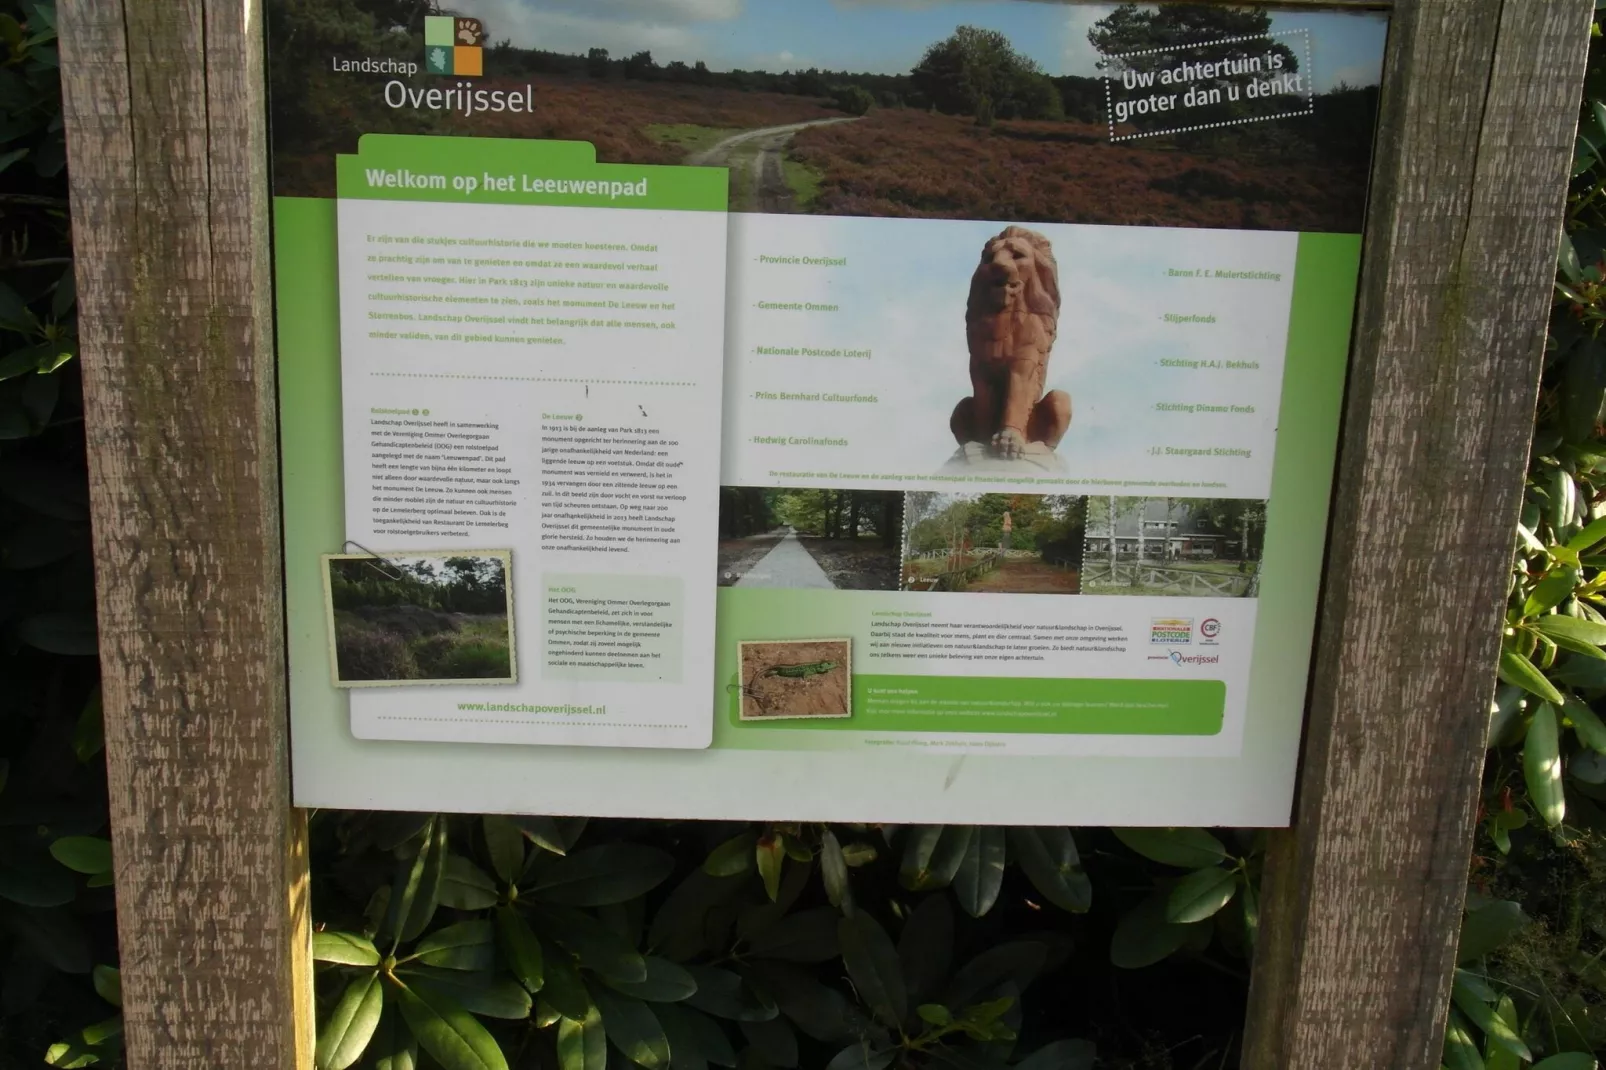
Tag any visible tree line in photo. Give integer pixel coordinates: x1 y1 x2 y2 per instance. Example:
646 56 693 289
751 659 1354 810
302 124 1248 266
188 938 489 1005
328 554 513 682
719 486 900 546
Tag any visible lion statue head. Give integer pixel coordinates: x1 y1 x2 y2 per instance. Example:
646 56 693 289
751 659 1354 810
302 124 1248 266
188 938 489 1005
965 225 1060 365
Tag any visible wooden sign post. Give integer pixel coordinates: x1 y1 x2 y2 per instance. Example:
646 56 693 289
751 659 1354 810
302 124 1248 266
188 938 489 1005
54 0 1590 1067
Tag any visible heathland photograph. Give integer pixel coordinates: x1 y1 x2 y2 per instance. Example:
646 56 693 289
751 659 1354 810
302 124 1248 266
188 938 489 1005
269 1 1386 230
324 550 516 685
1082 496 1264 596
902 492 1086 593
718 487 903 590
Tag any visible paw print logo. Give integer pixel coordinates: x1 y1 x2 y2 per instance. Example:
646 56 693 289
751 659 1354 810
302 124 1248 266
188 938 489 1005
423 15 486 76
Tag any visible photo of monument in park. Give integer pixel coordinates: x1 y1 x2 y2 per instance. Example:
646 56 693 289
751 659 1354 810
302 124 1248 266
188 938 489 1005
901 492 1086 593
1081 497 1265 596
717 487 903 590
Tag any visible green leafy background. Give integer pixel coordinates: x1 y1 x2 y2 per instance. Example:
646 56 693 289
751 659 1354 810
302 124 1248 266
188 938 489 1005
4 2 1606 1068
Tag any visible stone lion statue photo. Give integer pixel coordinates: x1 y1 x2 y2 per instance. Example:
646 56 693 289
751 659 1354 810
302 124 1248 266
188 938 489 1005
945 225 1071 473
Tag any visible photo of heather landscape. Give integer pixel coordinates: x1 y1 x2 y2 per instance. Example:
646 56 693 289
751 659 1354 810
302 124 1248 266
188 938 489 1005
323 551 516 685
268 1 1386 231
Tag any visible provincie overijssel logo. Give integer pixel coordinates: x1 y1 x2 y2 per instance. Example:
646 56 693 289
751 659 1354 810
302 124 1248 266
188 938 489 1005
425 15 485 77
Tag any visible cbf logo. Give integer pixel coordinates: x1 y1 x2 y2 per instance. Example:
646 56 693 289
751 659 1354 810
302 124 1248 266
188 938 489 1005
1149 617 1192 645
1200 617 1221 646
425 15 485 77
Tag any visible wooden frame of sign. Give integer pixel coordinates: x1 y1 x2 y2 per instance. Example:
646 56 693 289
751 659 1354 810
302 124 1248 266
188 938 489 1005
53 0 1590 1066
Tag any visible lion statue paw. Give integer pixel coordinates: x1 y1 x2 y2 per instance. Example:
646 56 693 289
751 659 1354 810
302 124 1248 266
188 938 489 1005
992 426 1027 459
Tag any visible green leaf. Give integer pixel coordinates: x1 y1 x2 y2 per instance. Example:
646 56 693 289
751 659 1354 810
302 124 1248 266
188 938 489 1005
403 969 532 1020
703 833 757 877
739 1016 798 1068
1526 567 1581 617
837 912 907 1027
743 961 859 1041
533 845 676 907
16 611 97 655
314 931 381 967
7 906 91 972
819 828 850 910
745 907 840 963
823 1044 895 1070
1484 996 1521 1070
508 815 572 855
1110 893 1194 969
72 688 103 763
607 956 698 1002
1443 1008 1486 1070
91 965 120 1008
1525 702 1566 827
1530 1055 1599 1069
647 869 746 962
1458 899 1530 963
543 905 647 982
683 965 777 1022
942 941 1047 1008
594 987 672 1069
1113 827 1227 869
899 826 973 891
496 906 544 993
897 893 953 1006
394 979 509 1070
1011 1039 1098 1070
412 920 495 972
952 826 1005 918
48 836 111 875
1450 975 1530 1061
1563 695 1606 752
316 971 384 1070
368 1008 419 1070
557 1006 608 1070
540 940 595 1021
482 816 525 885
1499 649 1566 705
1536 614 1606 646
756 836 785 902
1008 828 1090 912
1164 867 1239 924
440 855 499 911
0 856 75 906
389 819 446 944
657 1003 737 1067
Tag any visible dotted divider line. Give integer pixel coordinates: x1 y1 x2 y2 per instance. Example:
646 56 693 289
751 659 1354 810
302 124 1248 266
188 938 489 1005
370 372 698 387
1103 29 1315 144
374 716 688 729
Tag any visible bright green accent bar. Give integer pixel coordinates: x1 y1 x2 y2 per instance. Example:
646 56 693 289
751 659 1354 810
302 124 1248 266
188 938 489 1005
729 674 1225 735
337 133 728 211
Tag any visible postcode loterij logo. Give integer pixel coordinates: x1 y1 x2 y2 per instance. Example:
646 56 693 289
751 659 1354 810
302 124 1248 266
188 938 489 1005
425 15 485 77
1150 617 1193 645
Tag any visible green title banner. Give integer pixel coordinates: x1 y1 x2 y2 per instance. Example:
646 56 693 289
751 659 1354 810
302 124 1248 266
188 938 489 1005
336 134 728 211
728 673 1225 736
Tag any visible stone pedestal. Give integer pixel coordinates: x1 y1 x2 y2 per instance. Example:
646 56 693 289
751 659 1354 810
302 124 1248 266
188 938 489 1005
939 440 1068 476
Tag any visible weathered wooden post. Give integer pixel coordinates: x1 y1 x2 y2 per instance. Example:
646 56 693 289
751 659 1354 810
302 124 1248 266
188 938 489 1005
57 0 311 1065
1244 2 1593 1066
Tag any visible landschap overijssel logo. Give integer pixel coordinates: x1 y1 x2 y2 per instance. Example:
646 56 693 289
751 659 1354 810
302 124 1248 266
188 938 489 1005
1149 617 1192 645
425 15 485 77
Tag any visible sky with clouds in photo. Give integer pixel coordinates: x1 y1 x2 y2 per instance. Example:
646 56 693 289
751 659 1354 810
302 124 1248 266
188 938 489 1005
465 0 1388 93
